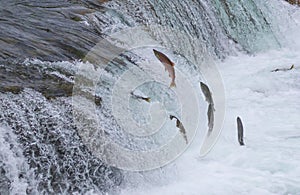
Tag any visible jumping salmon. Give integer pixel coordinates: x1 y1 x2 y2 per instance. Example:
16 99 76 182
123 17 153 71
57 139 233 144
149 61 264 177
237 116 245 146
130 91 151 103
200 82 215 134
271 64 294 72
170 115 188 144
153 49 176 87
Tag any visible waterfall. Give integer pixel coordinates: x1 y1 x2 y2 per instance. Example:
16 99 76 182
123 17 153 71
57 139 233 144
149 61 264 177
0 0 295 194
86 0 281 57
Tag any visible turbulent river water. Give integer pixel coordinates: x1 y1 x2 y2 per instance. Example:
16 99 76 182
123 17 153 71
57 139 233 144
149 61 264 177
0 0 298 194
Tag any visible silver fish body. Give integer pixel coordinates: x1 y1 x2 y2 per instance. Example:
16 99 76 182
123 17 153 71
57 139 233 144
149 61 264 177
130 91 151 103
237 117 245 146
271 64 294 72
200 82 215 135
200 82 213 104
170 115 188 144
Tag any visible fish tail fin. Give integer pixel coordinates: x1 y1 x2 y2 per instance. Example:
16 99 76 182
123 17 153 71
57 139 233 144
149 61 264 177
145 97 151 103
290 64 294 69
170 81 176 88
184 135 188 144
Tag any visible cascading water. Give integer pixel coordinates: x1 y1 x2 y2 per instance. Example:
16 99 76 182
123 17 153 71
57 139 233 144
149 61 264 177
0 0 297 194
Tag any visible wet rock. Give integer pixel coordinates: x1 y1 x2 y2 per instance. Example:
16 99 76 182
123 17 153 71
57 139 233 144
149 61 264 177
286 0 300 5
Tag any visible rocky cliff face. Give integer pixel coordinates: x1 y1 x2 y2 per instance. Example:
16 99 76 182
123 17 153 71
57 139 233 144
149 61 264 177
287 0 300 5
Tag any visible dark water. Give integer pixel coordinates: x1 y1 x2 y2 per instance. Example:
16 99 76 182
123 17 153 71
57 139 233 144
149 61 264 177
0 0 107 62
0 0 280 97
0 0 113 98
